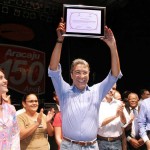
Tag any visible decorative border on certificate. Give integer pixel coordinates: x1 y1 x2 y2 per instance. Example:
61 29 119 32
63 4 106 38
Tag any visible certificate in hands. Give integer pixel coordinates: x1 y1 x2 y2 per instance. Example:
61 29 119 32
63 4 106 38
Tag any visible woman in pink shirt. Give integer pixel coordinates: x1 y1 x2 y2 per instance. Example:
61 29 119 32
0 68 20 150
53 111 62 150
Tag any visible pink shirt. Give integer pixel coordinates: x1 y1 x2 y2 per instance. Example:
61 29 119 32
53 112 62 150
53 112 62 127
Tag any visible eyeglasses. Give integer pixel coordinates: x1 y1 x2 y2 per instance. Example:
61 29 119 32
73 70 89 76
26 100 38 103
128 98 138 101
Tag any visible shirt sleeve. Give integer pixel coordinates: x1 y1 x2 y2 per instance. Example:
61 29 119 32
138 101 149 143
53 112 62 127
121 107 131 128
11 106 21 150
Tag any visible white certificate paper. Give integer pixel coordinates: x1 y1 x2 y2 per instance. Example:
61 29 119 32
66 9 101 34
63 5 106 38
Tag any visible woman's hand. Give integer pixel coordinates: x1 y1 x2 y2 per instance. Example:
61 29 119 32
37 108 44 125
46 108 55 123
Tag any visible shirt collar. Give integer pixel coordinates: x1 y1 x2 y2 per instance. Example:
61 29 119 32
71 84 90 92
102 97 117 103
129 106 138 111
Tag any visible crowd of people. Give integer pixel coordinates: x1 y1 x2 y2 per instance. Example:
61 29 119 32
0 18 150 150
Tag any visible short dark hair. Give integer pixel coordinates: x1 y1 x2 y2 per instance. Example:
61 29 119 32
0 68 5 74
22 92 37 102
139 89 149 95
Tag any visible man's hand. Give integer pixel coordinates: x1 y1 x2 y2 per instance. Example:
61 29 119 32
56 17 65 42
138 138 145 146
100 26 117 48
129 138 141 149
116 102 125 116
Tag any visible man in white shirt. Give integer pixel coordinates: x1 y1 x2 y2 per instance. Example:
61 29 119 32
16 108 26 116
97 84 130 150
114 90 122 101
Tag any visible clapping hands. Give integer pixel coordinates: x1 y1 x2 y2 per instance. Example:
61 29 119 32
46 108 55 123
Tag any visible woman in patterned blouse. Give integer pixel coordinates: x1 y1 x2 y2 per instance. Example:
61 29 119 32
0 68 20 150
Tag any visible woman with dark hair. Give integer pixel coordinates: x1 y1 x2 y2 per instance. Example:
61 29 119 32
17 93 55 150
0 68 20 149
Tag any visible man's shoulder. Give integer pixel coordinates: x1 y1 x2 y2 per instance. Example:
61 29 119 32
141 98 150 106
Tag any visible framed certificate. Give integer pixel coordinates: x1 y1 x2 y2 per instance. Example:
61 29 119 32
63 4 106 38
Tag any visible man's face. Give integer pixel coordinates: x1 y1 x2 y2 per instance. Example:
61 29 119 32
71 64 89 90
105 84 116 100
128 93 139 108
114 91 122 101
142 91 150 99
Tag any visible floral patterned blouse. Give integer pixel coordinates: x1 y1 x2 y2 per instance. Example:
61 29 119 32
0 103 20 150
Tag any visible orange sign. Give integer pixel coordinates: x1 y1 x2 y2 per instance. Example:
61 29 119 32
0 44 45 95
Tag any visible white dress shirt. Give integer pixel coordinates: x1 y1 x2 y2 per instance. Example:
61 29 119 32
98 98 130 137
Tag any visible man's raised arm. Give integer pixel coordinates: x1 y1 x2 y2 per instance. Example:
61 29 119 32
49 18 65 71
100 26 120 77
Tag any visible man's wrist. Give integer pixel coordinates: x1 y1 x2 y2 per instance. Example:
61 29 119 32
57 39 63 43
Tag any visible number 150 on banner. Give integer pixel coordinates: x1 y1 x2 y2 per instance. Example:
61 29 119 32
0 44 45 95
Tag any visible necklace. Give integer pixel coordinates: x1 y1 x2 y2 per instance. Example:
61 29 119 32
0 106 8 129
0 120 7 129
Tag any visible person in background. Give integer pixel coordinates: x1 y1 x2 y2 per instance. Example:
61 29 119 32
48 18 122 150
17 93 55 150
97 84 130 150
52 91 62 150
0 68 20 150
138 88 150 106
16 98 26 116
53 110 62 150
16 107 26 116
122 90 132 108
114 90 122 101
113 88 127 150
16 96 26 116
48 91 61 150
53 91 60 112
125 92 146 150
138 97 150 150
